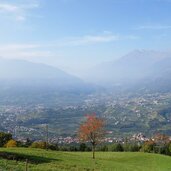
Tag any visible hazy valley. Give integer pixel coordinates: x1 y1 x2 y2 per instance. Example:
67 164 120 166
1 50 171 141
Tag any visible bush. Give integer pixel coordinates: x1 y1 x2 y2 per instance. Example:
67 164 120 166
169 143 171 155
5 139 17 148
123 143 141 152
99 145 108 151
79 143 87 151
59 146 69 151
30 141 46 149
108 143 124 152
153 144 170 155
48 144 59 151
85 146 92 151
141 140 155 153
69 146 78 151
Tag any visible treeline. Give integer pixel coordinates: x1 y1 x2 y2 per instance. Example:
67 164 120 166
0 132 171 156
21 141 171 156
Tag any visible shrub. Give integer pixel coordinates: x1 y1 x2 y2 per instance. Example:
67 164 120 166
108 143 124 152
5 139 17 148
169 143 171 155
85 146 92 151
99 145 108 151
79 143 87 151
142 140 155 153
30 141 46 149
69 146 78 151
59 146 69 151
48 144 59 151
123 143 141 152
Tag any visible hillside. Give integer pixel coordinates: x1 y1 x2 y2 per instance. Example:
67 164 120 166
85 50 171 91
0 58 83 86
0 148 171 171
11 92 171 138
0 58 93 106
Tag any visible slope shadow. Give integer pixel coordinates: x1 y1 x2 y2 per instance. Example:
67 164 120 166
0 151 61 164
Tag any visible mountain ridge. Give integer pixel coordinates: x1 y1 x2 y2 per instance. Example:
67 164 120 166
83 49 171 90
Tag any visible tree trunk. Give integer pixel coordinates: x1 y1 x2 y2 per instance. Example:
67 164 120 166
92 145 95 159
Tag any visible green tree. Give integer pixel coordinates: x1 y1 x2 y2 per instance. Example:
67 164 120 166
79 143 87 151
169 143 171 154
0 132 12 147
109 143 123 152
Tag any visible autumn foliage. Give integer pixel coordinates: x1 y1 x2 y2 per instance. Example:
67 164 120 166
78 114 105 158
153 133 170 145
5 139 17 148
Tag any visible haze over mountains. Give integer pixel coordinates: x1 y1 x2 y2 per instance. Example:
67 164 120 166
0 58 92 106
1 50 171 136
1 49 171 94
84 50 171 91
0 58 83 87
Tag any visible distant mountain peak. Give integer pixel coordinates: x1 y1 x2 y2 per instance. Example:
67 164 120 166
0 58 84 86
84 49 171 89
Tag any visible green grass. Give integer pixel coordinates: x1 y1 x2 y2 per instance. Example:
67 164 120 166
0 148 171 171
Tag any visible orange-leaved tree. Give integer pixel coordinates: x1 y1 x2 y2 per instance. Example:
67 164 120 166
78 114 105 159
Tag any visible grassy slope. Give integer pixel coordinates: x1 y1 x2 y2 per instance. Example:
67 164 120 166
0 148 171 171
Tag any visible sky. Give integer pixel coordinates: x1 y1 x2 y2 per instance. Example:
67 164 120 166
0 0 171 76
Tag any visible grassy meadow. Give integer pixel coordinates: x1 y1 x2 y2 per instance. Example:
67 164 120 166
0 148 171 171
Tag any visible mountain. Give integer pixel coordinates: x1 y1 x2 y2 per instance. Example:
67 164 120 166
0 58 83 87
0 58 92 106
84 50 171 91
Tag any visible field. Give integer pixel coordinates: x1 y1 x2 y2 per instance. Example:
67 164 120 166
0 148 171 171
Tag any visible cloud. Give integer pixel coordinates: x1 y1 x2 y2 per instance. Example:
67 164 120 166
63 34 120 46
0 3 19 12
0 32 139 59
135 25 171 30
0 44 41 51
59 33 139 46
0 43 53 59
0 1 40 21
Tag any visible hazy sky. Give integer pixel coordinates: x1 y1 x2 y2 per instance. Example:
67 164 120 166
0 0 171 76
